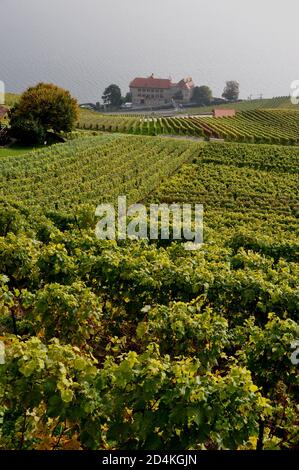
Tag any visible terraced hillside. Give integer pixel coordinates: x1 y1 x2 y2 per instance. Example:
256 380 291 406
0 134 198 211
78 109 299 145
151 141 299 233
177 96 296 115
190 110 299 144
1 136 298 450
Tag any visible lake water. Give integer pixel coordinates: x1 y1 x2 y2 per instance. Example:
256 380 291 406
1 0 299 103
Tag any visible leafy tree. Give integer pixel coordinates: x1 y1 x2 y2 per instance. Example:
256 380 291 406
192 86 213 105
123 92 132 104
102 84 122 108
222 81 240 101
0 126 9 146
9 83 78 144
9 114 46 145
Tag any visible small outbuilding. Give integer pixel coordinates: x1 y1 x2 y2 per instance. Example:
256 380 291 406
213 109 236 118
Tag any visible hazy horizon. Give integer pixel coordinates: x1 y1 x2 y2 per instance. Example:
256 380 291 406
1 0 299 102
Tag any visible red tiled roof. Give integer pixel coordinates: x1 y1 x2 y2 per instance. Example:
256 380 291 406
130 76 172 90
0 106 8 120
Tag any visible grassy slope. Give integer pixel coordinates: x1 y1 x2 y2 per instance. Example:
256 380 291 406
0 144 46 158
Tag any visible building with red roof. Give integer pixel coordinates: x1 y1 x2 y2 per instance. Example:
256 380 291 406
130 74 194 107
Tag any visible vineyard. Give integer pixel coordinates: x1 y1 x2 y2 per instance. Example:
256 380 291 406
0 135 299 450
0 134 199 211
78 109 299 145
176 96 297 115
